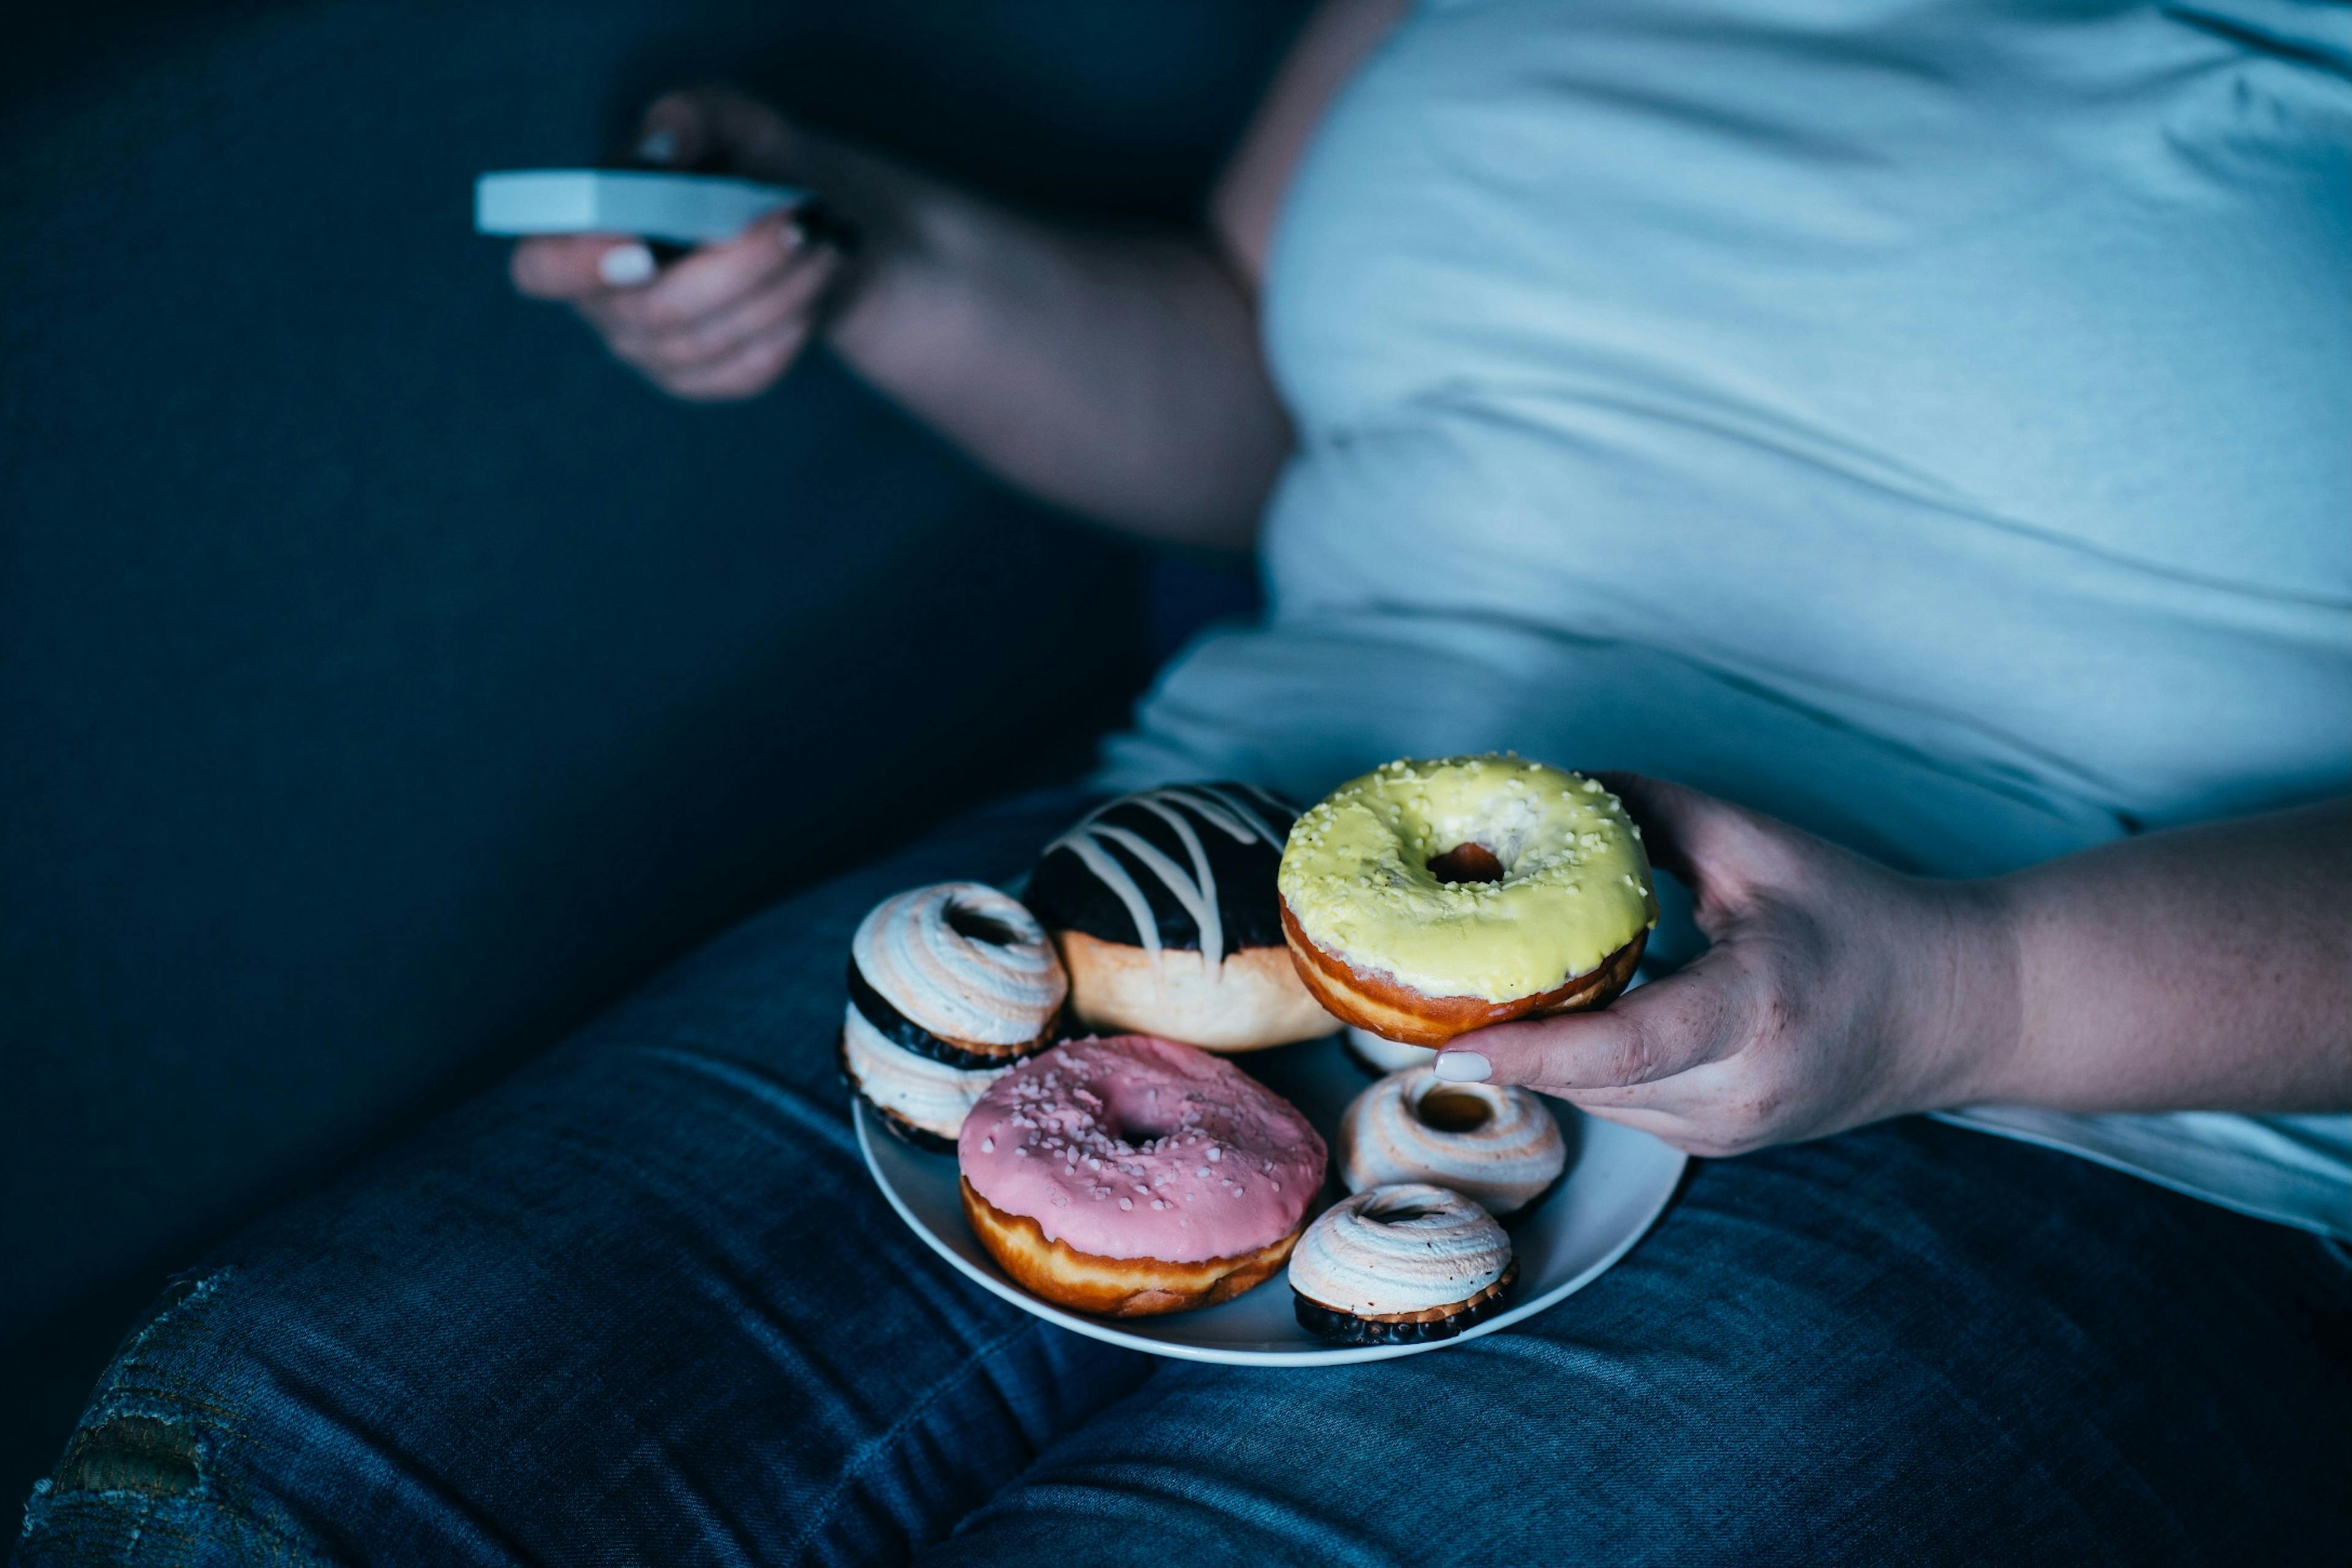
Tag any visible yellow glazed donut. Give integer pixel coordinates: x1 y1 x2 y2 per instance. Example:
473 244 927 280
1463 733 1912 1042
1278 756 1656 1047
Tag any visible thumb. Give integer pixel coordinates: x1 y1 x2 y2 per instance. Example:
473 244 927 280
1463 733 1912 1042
1590 772 1725 892
1595 771 1804 934
637 87 796 179
1438 948 1740 1094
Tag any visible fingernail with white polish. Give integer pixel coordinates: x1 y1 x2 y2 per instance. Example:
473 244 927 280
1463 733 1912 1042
1433 1050 1491 1083
598 243 657 287
635 129 678 165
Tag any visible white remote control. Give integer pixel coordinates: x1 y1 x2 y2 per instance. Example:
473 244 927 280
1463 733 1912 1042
474 169 810 244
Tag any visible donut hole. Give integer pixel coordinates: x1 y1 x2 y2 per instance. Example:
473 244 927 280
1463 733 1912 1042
1363 1197 1438 1226
1106 1104 1182 1145
1427 842 1506 884
1414 1087 1495 1134
945 903 1021 947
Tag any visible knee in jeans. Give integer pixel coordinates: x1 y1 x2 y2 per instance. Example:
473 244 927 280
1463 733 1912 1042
17 1267 330 1567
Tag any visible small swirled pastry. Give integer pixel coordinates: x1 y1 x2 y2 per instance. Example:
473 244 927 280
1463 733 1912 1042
841 882 1066 1149
1337 1067 1566 1218
1280 756 1656 1047
1027 783 1336 1052
1288 1183 1518 1345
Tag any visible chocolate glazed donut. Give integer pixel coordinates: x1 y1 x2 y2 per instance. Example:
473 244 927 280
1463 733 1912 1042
1026 784 1338 1052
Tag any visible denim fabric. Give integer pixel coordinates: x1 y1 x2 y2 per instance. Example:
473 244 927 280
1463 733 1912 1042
6 0 1307 1479
19 791 2352 1566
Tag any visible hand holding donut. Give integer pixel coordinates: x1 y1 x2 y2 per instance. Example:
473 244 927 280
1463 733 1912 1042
1436 775 2015 1158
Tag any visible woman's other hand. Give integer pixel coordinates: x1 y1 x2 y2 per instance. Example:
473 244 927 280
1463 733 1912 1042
1435 775 2017 1156
509 88 848 402
496 2 1399 544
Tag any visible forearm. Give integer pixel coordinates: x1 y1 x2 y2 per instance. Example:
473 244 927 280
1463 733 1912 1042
805 138 1289 548
1961 798 2352 1113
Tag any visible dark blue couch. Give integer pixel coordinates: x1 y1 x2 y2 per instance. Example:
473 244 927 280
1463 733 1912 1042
0 0 1297 1498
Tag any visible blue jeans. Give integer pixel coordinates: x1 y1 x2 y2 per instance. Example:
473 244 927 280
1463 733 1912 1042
20 790 2352 1566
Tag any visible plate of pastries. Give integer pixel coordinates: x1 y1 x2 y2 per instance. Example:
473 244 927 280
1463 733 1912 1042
842 755 1689 1365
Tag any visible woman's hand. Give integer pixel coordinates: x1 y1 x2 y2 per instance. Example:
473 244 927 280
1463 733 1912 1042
499 20 1344 544
1435 775 2019 1156
508 89 849 402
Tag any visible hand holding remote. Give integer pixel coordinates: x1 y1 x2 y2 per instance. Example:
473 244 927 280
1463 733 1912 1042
509 88 850 402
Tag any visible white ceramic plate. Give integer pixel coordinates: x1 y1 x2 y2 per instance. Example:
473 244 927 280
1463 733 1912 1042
856 1033 1688 1366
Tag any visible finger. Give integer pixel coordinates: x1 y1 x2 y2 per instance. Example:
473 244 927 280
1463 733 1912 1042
1540 1079 1659 1109
1575 1065 1789 1158
594 214 803 337
1437 948 1749 1093
1559 1057 1741 1121
603 246 839 374
639 86 794 177
511 234 656 300
655 322 809 402
1564 1101 1697 1147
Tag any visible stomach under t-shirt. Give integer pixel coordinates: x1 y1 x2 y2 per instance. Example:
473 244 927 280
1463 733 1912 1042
1099 0 2352 1237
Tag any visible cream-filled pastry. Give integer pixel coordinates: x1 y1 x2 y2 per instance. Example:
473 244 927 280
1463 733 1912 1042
1027 784 1336 1052
840 882 1066 1148
1289 1183 1517 1344
1337 1067 1566 1218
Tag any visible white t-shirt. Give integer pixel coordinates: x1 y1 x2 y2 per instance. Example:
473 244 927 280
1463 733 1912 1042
1099 0 2352 1237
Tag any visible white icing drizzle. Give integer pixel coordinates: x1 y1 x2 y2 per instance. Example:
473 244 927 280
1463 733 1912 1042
1041 785 1287 965
1287 1183 1513 1317
841 1006 1008 1139
851 883 1066 1047
1338 1068 1567 1215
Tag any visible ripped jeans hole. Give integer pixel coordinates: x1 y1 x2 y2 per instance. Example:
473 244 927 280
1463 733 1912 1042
55 1414 200 1496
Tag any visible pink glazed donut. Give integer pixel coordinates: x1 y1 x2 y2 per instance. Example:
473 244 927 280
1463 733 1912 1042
958 1035 1327 1317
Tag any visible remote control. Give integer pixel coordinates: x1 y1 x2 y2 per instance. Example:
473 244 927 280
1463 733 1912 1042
474 169 810 245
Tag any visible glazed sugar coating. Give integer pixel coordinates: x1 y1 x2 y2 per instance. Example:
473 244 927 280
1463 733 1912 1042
1279 755 1657 1003
851 882 1066 1047
1338 1068 1566 1215
1287 1183 1513 1318
958 1036 1325 1264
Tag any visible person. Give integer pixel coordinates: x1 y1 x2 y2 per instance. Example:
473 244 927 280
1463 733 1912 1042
21 0 2348 1561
